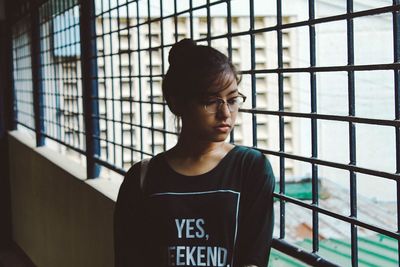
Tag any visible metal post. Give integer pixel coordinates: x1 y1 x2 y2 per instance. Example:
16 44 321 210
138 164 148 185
79 0 100 178
346 1 358 266
392 1 400 265
31 1 44 147
276 0 286 240
308 0 319 254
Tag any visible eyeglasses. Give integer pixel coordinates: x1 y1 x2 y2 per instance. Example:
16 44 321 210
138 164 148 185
203 93 247 114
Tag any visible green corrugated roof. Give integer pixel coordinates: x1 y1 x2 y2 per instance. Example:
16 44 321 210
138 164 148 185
274 179 323 200
268 234 398 267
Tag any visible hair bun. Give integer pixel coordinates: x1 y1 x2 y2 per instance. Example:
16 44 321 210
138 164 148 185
168 38 197 67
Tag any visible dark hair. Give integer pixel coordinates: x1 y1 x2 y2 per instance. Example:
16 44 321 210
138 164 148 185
162 38 241 116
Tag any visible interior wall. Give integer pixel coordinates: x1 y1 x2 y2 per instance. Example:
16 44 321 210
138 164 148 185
0 0 12 249
8 131 115 267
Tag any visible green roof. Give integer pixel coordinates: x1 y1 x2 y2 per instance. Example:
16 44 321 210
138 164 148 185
269 234 398 267
274 179 321 200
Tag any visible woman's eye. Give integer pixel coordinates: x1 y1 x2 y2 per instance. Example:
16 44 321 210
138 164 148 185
205 99 219 105
227 98 239 104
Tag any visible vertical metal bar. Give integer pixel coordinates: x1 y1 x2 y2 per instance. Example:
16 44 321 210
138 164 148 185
227 0 234 144
100 0 109 161
206 0 211 45
277 0 286 240
226 0 232 60
249 0 257 147
392 0 400 265
50 1 60 142
79 0 101 178
74 4 82 149
117 0 124 166
66 3 71 149
159 0 166 152
57 2 64 142
110 0 117 165
52 1 56 139
147 0 155 155
58 0 63 142
136 1 144 159
8 17 17 131
31 1 45 147
173 0 178 42
75 2 80 148
308 0 319 254
126 1 134 165
346 0 358 266
189 0 193 40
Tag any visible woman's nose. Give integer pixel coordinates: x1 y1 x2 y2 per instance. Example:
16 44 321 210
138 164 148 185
216 102 231 118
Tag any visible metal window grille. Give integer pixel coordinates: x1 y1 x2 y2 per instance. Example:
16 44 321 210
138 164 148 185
6 0 400 266
11 11 35 138
38 0 86 155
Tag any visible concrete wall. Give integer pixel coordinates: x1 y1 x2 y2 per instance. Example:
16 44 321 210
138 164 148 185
8 131 116 267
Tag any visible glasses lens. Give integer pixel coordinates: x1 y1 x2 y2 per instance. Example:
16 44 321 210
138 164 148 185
205 101 220 113
204 96 245 113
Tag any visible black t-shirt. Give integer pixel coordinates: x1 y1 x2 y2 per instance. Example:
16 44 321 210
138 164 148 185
114 145 275 267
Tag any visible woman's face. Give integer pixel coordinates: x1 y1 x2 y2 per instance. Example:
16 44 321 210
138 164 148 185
180 73 239 143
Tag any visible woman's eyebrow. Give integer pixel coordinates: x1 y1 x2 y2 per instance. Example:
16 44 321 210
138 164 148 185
227 89 239 95
206 88 238 97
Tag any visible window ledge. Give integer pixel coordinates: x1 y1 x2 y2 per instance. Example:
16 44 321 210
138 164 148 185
8 130 122 202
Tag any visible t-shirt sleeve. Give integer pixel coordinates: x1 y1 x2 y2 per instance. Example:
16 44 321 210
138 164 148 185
236 151 276 267
114 163 146 267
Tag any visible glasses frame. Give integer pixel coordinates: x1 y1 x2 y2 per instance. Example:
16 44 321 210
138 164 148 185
203 92 247 114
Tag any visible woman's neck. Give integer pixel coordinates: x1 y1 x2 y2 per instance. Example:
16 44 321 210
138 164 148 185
171 134 227 160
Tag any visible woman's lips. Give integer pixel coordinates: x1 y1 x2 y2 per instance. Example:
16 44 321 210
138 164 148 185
214 125 231 132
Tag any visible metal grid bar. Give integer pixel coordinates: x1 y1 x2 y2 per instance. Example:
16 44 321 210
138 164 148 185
80 0 101 178
31 1 44 146
98 0 110 161
109 0 116 166
346 0 358 265
276 0 286 241
159 0 167 152
308 0 319 254
136 1 144 160
393 1 400 266
249 0 257 148
116 0 124 168
147 0 155 155
125 0 135 168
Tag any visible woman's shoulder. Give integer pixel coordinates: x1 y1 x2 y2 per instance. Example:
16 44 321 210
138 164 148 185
125 161 141 178
231 144 265 160
232 145 274 173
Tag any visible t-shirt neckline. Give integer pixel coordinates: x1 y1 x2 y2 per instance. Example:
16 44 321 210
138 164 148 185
161 145 240 178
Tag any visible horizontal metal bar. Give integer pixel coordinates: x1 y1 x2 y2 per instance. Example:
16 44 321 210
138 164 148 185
241 63 400 74
94 0 227 32
273 193 400 240
93 4 399 44
257 146 399 181
240 108 400 127
272 238 340 267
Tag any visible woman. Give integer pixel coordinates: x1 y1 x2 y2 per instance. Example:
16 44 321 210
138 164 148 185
114 38 275 267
